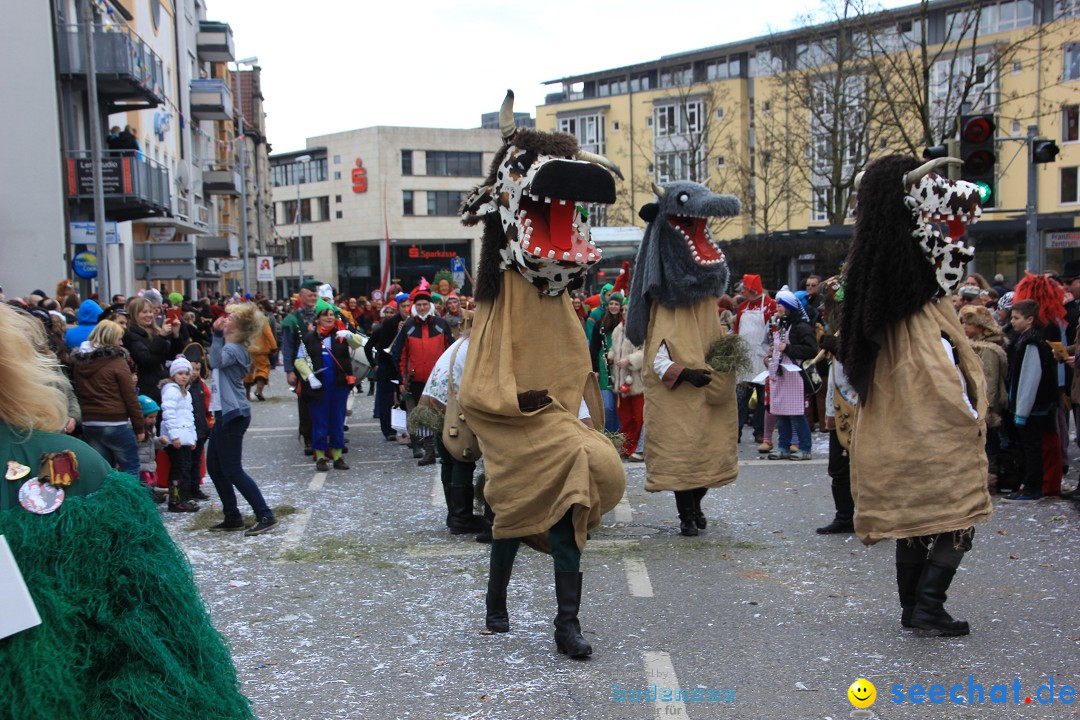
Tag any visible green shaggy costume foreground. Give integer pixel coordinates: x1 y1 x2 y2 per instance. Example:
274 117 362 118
0 425 252 720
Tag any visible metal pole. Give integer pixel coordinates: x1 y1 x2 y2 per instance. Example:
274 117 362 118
238 112 250 293
82 0 109 298
297 167 304 288
1025 125 1039 273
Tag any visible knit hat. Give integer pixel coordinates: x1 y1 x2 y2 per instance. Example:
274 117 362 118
410 286 432 303
183 343 207 372
741 274 763 295
430 292 443 304
138 395 160 416
168 355 192 377
143 289 163 305
168 292 184 305
317 283 335 301
957 285 981 300
775 285 807 320
395 292 410 305
959 304 1003 337
607 291 625 305
314 298 337 316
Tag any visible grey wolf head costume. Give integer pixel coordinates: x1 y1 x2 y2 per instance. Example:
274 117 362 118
624 181 741 346
838 155 982 398
462 91 622 301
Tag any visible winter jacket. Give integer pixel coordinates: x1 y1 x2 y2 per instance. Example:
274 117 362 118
364 316 404 378
295 329 365 401
137 434 159 472
71 345 143 434
64 299 104 349
188 377 212 443
968 336 1008 428
606 322 645 396
123 324 184 404
393 315 451 384
1009 327 1058 422
160 383 197 446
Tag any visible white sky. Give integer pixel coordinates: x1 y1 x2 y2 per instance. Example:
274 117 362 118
208 0 915 153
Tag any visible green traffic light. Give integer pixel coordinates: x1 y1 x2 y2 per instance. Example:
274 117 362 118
973 181 992 203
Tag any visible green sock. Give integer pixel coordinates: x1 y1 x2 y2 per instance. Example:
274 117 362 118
315 450 326 460
331 448 343 460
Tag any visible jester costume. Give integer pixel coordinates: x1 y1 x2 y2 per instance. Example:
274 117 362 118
458 91 626 658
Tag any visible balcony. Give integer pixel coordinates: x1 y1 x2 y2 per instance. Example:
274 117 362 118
197 227 239 258
190 78 233 120
196 21 234 63
203 166 241 195
65 150 170 222
55 24 165 109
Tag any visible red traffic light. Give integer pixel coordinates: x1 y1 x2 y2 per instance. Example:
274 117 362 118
962 116 994 144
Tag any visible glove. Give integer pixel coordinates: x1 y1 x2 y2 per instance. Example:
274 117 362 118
1014 414 1026 427
308 375 323 390
677 367 712 388
336 330 352 341
820 335 839 354
517 389 552 413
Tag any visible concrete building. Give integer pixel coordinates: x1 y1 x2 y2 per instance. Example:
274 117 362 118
538 0 1080 287
270 127 501 299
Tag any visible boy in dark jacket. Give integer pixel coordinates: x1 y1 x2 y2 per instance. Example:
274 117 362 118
1007 299 1057 501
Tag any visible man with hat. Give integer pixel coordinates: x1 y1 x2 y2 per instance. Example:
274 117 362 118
1060 260 1080 348
281 279 322 455
733 274 776 445
391 286 451 464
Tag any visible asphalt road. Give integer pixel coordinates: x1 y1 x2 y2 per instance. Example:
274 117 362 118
160 377 1080 720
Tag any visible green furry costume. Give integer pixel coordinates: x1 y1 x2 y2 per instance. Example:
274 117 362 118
0 424 253 720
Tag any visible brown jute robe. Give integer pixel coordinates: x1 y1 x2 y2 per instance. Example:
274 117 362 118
458 271 626 552
850 300 993 545
642 297 738 492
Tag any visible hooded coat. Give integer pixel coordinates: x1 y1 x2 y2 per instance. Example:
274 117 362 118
63 300 103 349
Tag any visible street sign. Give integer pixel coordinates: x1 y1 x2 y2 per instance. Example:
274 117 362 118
256 255 274 282
450 256 466 288
70 221 118 245
219 259 244 273
72 251 98 279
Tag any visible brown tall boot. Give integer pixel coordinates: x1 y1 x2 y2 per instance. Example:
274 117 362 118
255 378 266 401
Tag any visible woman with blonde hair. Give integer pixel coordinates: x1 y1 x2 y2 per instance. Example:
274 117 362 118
0 304 254 719
123 295 184 404
206 302 278 535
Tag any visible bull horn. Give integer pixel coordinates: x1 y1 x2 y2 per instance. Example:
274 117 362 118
500 90 516 141
576 149 624 180
853 170 865 191
651 181 666 198
903 157 962 187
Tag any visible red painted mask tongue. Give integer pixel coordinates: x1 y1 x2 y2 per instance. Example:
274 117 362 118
548 201 575 253
947 217 966 240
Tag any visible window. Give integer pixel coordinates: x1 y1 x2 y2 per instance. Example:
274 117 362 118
271 157 327 187
654 101 704 138
654 150 706 183
287 236 313 262
333 171 342 180
336 210 343 219
716 107 725 121
716 156 726 169
558 113 605 154
612 121 620 131
317 196 330 222
335 194 342 203
1067 43 1080 81
705 58 730 81
1061 0 1080 18
659 65 692 88
596 77 628 96
425 151 483 177
812 187 833 222
401 150 413 176
333 155 341 164
403 190 414 216
1064 105 1079 142
280 199 310 223
586 203 608 228
1063 167 1079 204
629 72 653 92
427 191 467 216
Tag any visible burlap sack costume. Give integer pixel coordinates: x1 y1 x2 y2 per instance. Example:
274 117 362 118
459 270 625 552
642 297 738 492
850 300 992 545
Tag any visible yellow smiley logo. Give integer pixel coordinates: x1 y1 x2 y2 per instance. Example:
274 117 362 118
848 678 876 708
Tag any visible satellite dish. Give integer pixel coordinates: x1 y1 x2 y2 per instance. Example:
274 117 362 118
175 162 190 194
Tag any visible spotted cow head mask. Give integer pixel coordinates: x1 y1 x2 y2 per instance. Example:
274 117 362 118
857 157 982 295
462 90 623 296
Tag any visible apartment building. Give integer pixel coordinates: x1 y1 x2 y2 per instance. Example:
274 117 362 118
0 0 266 299
538 0 1080 287
269 127 501 299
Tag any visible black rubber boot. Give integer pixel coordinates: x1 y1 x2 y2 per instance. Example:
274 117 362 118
692 487 708 530
441 482 452 527
475 503 494 543
411 437 424 459
895 540 925 629
485 562 513 632
553 571 592 658
448 485 487 534
418 436 437 466
910 563 970 636
674 492 698 536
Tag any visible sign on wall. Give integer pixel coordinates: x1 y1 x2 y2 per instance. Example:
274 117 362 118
351 159 367 193
70 221 119 245
256 255 275 282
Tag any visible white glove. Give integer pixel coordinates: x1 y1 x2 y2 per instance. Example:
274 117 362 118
308 375 323 389
336 330 352 341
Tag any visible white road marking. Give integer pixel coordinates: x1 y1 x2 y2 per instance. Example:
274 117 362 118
644 651 688 718
309 472 327 490
431 477 444 506
277 507 313 557
623 556 653 597
740 458 828 466
614 493 633 524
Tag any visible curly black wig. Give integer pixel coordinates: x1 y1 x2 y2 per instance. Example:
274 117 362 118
837 154 941 399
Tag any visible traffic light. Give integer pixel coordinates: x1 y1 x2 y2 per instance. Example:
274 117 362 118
959 114 996 208
922 140 959 179
1032 139 1060 164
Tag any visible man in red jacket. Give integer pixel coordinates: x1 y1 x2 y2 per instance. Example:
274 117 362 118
391 286 451 464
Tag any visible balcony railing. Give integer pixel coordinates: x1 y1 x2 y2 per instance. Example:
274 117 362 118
203 167 241 195
56 24 165 108
190 78 233 120
196 21 235 63
65 150 170 221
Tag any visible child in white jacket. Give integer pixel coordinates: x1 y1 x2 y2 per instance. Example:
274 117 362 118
161 355 199 512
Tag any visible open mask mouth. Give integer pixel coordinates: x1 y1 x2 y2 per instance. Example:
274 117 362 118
518 196 599 263
921 205 982 241
668 215 725 266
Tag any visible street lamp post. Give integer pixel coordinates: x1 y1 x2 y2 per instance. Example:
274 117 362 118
232 57 258 295
295 154 311 290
